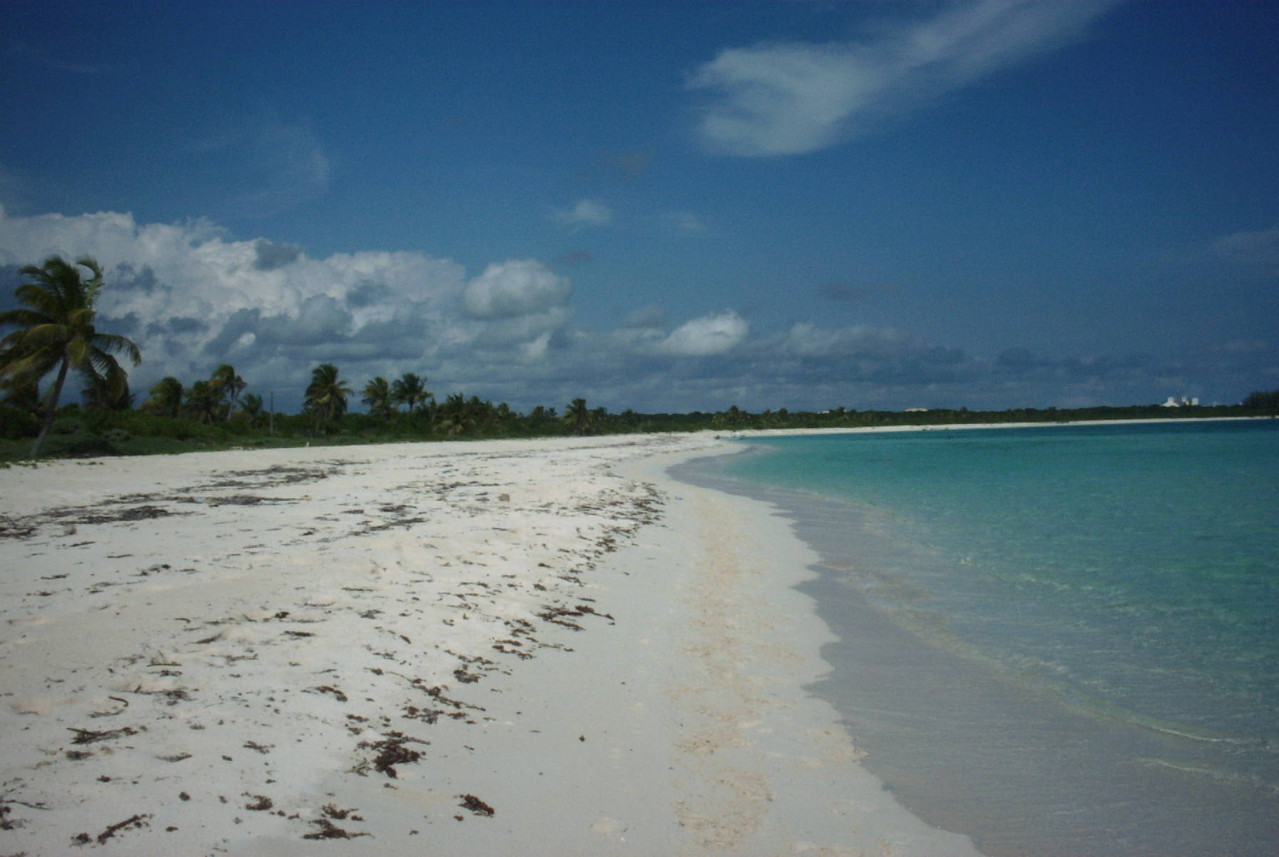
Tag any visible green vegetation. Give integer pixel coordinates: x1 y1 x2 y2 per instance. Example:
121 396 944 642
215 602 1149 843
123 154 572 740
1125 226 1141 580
303 363 351 432
0 256 141 457
2 390 1273 465
2 256 1276 464
1242 389 1279 412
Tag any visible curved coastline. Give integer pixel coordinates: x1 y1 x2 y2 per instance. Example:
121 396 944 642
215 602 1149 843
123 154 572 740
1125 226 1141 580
674 426 1279 857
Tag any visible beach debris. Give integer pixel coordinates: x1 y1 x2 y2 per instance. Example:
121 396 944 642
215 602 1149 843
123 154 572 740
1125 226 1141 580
321 804 362 821
202 494 292 506
537 606 585 630
310 685 348 702
353 732 426 778
69 726 138 745
0 436 682 853
493 638 533 659
87 504 173 524
537 602 614 630
73 813 151 846
1 796 49 832
403 681 486 725
0 515 37 538
303 811 369 840
458 794 496 817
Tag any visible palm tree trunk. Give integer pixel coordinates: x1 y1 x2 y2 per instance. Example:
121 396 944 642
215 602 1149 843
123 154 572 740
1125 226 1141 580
30 359 70 458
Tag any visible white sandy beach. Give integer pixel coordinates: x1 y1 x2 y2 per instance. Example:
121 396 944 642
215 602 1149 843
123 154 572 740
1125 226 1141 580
0 433 982 856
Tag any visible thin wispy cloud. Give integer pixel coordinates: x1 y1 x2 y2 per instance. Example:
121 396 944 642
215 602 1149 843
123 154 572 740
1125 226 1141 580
624 304 668 330
235 120 331 218
188 116 331 219
663 211 707 238
552 199 613 230
688 0 1121 156
1213 225 1279 272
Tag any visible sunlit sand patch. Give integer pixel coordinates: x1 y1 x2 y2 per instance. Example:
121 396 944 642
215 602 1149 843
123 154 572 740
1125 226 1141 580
0 433 983 855
9 696 54 715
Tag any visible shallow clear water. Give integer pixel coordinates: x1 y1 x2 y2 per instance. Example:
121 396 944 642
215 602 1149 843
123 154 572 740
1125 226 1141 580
673 419 1279 857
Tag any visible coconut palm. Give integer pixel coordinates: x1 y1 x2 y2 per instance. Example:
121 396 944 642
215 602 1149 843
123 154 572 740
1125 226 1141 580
82 372 133 411
210 363 246 421
143 376 185 418
391 372 430 414
361 376 394 419
0 363 41 435
239 392 265 427
305 363 350 429
183 379 223 423
563 397 593 436
0 256 141 457
435 392 475 436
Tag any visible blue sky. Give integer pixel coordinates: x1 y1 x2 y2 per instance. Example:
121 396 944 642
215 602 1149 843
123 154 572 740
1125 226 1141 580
2 0 1276 413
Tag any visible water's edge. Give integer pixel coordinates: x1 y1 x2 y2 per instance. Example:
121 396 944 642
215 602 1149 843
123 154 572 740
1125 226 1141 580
669 444 1279 857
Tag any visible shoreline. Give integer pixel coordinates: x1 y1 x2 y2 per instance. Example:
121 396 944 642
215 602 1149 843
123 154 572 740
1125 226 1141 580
720 414 1268 438
0 433 981 855
685 420 1279 857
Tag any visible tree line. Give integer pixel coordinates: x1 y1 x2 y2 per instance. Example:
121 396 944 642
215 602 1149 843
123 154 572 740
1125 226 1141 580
2 256 1277 460
0 256 611 456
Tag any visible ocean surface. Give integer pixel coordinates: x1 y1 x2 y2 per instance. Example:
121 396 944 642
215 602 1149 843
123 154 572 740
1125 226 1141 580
672 419 1279 857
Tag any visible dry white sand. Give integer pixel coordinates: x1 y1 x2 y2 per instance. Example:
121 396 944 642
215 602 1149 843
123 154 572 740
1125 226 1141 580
0 433 982 856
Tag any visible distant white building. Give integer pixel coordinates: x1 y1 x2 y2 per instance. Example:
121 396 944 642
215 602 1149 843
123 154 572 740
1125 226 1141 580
1161 396 1200 407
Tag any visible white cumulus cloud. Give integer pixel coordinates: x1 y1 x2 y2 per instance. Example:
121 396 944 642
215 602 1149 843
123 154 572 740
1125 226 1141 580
2 200 1225 413
462 259 572 319
657 310 749 357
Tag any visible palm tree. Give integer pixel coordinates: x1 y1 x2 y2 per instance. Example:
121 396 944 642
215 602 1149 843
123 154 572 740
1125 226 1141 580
563 397 593 436
209 363 246 421
1 369 39 411
305 363 350 430
391 372 430 414
143 376 185 418
467 396 499 434
362 376 394 419
83 372 133 411
435 392 475 436
183 379 222 423
0 362 41 434
713 404 747 429
239 392 265 427
0 256 141 457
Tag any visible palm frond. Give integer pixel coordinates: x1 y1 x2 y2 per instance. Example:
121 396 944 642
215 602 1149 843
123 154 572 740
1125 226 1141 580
93 333 143 365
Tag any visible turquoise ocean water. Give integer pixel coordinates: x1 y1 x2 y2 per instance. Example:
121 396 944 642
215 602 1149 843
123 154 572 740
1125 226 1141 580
672 419 1279 857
